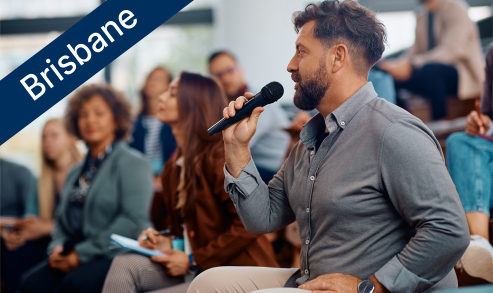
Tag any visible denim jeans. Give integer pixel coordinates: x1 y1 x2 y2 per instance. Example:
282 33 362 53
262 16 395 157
446 132 493 217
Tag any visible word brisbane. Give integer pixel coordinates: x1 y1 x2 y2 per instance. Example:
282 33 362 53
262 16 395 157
20 9 137 101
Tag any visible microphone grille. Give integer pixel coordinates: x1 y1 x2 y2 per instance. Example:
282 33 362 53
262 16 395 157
261 82 284 104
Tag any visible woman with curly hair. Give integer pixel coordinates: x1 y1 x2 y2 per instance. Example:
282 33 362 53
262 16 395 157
19 85 154 293
102 72 278 293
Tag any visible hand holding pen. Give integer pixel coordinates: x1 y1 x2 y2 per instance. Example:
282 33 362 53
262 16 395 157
465 99 491 136
138 228 171 250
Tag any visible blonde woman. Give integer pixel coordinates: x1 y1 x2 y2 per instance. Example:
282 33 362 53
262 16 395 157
2 119 81 293
20 118 82 240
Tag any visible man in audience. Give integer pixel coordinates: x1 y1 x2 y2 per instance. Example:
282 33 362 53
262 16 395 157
379 0 484 120
0 159 37 293
189 1 470 292
209 51 291 183
446 43 493 283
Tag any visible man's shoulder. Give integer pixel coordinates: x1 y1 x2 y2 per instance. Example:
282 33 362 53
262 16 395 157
361 98 436 142
441 0 469 17
364 98 440 152
364 97 421 128
446 0 469 11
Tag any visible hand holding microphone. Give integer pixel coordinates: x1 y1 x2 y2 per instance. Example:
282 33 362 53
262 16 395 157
208 81 284 142
209 81 284 178
221 92 264 146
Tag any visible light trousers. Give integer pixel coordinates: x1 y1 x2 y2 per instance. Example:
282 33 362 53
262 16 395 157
187 267 309 293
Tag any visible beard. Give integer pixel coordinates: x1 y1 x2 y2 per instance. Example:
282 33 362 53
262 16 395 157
292 60 330 111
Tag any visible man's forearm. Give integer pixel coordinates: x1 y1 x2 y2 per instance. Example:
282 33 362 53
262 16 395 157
224 143 252 178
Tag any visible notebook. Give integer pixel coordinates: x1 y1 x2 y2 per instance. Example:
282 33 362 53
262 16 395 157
110 234 166 257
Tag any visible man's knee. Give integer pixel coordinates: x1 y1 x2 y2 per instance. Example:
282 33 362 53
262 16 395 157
188 267 231 293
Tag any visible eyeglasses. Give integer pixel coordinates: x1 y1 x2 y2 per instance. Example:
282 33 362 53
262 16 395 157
212 66 237 78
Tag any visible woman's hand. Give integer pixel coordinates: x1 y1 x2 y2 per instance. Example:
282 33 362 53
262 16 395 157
49 245 80 273
138 227 171 251
17 216 54 241
465 111 491 136
1 227 25 250
151 249 190 277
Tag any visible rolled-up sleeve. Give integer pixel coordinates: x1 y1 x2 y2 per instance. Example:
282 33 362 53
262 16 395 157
375 118 470 293
224 159 261 201
224 158 295 234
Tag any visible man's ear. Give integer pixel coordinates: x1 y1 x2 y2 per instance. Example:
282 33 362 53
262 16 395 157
330 43 349 74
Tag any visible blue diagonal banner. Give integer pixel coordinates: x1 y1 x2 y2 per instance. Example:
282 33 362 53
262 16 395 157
0 0 194 145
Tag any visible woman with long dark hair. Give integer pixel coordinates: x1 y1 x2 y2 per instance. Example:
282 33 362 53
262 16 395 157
102 72 278 293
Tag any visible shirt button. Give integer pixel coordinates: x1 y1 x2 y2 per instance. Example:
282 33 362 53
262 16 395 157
310 176 315 181
341 121 346 126
305 269 309 275
306 239 310 244
306 208 310 213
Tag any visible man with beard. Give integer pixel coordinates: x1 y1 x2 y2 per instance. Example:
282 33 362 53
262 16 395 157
379 0 484 120
188 1 469 293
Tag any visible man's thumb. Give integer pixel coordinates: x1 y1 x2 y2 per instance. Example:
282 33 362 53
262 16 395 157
247 107 264 130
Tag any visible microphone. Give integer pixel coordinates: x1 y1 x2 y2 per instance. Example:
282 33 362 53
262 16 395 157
208 81 284 136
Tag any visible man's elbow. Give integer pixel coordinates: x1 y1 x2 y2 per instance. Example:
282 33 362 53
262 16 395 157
243 222 272 235
445 216 471 259
240 216 275 235
455 224 471 257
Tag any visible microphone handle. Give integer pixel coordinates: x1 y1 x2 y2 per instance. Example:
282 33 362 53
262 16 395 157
208 93 267 135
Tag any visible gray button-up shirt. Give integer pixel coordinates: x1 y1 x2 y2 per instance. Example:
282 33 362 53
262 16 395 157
224 83 469 293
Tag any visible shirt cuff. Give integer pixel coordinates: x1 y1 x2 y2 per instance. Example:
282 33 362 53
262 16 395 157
374 256 423 293
486 120 493 136
223 158 261 200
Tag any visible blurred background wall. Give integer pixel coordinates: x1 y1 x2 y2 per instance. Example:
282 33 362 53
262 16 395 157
0 0 492 174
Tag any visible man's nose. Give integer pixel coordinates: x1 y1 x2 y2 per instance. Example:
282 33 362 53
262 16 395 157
287 54 299 73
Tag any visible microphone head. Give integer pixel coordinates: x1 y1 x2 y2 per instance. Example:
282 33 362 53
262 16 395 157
261 82 284 104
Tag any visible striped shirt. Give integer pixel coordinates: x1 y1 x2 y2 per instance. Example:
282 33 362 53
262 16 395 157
142 115 163 161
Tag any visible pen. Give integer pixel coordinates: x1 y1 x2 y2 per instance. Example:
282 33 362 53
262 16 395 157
141 229 171 241
475 98 486 134
475 98 482 122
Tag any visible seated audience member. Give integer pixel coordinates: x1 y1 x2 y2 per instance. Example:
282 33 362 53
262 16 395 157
446 44 493 283
379 0 484 120
188 1 469 292
1 119 81 293
208 51 290 183
0 159 36 293
130 67 177 185
23 118 82 232
102 72 278 293
19 85 154 293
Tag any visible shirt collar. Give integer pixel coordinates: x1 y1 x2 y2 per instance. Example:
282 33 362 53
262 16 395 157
300 82 378 149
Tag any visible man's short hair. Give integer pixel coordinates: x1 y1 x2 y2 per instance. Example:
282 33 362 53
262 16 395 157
292 0 386 72
208 50 237 65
